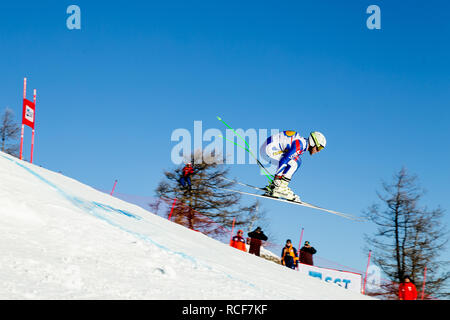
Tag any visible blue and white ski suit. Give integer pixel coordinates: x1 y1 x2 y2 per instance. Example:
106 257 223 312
262 131 308 180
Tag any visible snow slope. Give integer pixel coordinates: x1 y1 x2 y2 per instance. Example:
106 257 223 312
0 151 373 299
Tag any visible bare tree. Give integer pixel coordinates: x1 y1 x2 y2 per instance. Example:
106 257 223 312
364 167 449 299
153 150 267 237
0 107 20 157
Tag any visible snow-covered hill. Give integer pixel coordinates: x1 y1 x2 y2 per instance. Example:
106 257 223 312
0 151 373 299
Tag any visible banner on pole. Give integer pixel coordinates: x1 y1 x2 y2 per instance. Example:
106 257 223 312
22 98 36 129
298 263 363 294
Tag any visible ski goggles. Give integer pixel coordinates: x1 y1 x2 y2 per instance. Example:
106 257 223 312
310 132 324 151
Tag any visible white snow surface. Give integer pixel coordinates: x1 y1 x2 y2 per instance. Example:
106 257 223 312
0 152 373 300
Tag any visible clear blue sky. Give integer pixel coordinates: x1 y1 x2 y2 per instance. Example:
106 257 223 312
1 1 449 275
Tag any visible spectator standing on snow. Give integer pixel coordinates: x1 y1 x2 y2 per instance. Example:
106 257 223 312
281 239 299 269
229 229 247 252
247 227 268 257
399 275 418 300
299 241 317 266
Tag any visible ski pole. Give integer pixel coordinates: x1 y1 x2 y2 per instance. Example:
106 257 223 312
216 116 274 182
219 134 273 181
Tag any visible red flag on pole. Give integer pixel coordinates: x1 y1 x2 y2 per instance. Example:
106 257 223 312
20 77 37 162
22 98 36 129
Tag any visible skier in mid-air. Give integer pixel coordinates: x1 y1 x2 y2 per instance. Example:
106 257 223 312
261 130 326 201
216 117 355 219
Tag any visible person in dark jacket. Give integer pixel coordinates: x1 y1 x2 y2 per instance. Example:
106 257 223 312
299 241 317 266
179 163 194 190
247 227 268 257
281 239 299 269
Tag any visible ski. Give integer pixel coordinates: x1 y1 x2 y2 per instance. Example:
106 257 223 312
219 181 364 222
220 176 267 192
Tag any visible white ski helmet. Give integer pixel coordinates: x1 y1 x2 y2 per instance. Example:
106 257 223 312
308 131 327 150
